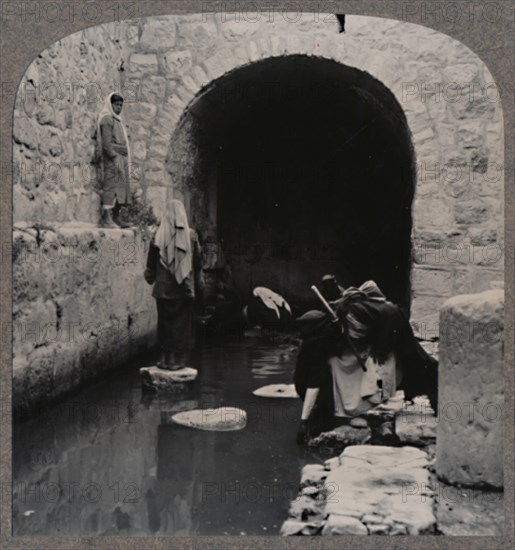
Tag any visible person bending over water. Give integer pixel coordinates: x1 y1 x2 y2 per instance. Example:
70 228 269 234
144 200 204 370
294 309 343 443
294 280 438 444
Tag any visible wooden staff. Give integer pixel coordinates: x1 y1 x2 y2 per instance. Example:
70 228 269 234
311 285 339 322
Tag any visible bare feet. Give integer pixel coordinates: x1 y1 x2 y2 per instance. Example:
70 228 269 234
168 365 183 371
101 209 119 228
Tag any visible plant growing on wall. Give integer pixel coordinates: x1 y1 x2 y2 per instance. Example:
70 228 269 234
119 189 158 240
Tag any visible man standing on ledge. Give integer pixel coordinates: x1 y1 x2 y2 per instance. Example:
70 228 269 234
95 92 131 228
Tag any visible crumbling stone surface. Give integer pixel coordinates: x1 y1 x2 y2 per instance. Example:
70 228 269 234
395 399 437 447
300 464 327 488
283 445 437 536
436 289 504 488
323 446 436 535
280 465 328 536
288 495 324 520
434 482 503 536
307 391 439 453
284 384 503 537
306 391 413 452
425 444 503 535
308 425 371 455
321 515 369 536
280 519 322 536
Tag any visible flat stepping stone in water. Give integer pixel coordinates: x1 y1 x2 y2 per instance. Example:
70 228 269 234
171 407 247 431
252 384 299 398
140 366 197 392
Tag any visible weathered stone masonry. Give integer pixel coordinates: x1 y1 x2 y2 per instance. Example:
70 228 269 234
13 14 504 412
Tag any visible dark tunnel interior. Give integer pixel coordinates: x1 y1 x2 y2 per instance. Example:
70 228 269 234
169 55 415 311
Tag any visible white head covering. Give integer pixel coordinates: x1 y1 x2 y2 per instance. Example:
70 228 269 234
253 287 292 319
154 200 193 284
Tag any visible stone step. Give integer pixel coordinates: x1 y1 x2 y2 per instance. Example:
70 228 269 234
308 425 371 454
323 445 436 535
170 407 247 431
307 393 437 452
139 366 198 393
282 445 437 536
395 409 437 447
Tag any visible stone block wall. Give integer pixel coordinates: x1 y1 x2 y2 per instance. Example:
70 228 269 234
13 22 132 224
12 223 156 415
12 12 504 410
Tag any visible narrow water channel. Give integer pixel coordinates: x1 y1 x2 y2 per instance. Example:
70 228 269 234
13 337 324 536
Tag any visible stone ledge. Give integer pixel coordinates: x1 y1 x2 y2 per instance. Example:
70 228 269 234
324 445 435 535
13 224 156 416
321 515 369 536
283 445 437 536
310 393 438 448
14 221 136 237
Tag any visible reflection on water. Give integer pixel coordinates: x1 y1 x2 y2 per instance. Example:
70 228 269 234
250 344 297 379
13 340 322 536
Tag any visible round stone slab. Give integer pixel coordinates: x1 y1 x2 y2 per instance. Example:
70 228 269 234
140 366 198 392
252 384 299 398
171 407 247 431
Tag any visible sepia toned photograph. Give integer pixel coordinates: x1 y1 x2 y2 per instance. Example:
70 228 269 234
4 4 509 543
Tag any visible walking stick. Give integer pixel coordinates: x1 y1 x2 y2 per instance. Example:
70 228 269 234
310 285 339 323
311 285 343 328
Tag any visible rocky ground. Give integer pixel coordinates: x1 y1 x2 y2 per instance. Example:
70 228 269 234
281 391 504 536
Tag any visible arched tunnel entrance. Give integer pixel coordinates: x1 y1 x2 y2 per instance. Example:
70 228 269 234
168 55 415 311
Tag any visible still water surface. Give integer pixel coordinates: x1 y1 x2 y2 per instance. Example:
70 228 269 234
13 338 324 535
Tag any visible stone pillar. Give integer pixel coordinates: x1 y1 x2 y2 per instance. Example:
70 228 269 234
435 289 504 488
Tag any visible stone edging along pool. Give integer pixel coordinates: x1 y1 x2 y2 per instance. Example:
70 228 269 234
280 390 503 537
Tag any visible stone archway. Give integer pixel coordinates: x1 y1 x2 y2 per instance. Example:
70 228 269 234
129 21 502 319
141 34 434 195
152 45 417 309
12 13 505 412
